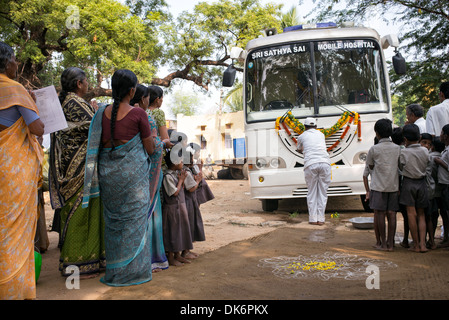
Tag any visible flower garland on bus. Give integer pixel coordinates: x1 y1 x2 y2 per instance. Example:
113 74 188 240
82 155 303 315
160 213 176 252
275 111 361 152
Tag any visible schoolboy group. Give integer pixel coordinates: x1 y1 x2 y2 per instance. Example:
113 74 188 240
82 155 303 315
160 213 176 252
364 81 449 253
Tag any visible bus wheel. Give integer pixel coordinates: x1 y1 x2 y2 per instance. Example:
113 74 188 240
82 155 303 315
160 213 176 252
230 167 244 179
261 199 278 212
360 195 373 213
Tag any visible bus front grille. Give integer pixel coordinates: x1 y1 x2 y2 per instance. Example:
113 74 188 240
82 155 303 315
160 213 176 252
292 186 353 197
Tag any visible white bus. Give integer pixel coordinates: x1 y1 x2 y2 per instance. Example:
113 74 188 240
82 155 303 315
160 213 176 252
223 23 406 212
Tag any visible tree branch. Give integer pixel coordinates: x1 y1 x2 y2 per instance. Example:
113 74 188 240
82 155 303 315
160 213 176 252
150 54 241 89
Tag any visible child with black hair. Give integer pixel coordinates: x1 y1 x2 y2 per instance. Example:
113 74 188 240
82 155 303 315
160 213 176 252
430 136 448 246
161 149 193 266
182 151 205 261
399 124 430 253
421 133 437 249
434 124 449 247
391 126 411 249
366 119 401 251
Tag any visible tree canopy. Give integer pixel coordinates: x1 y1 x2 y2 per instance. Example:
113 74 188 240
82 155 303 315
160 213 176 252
0 0 162 99
308 0 449 112
0 0 284 100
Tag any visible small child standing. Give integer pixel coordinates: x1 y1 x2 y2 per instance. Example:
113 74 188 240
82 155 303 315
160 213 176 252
429 137 448 246
398 124 430 253
434 124 449 247
420 133 437 249
391 127 410 248
189 144 215 205
366 119 401 251
182 151 206 260
161 149 193 266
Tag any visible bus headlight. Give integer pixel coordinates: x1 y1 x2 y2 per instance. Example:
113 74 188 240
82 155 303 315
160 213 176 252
255 158 268 169
270 158 280 168
252 157 286 170
354 152 368 164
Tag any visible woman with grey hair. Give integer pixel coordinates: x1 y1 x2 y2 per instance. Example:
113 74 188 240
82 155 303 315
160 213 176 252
49 67 105 279
0 41 45 299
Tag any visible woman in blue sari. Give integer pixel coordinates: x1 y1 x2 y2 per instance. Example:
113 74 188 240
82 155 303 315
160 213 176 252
131 84 169 272
83 69 155 286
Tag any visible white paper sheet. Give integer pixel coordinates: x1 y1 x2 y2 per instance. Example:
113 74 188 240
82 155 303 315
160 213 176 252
33 85 68 135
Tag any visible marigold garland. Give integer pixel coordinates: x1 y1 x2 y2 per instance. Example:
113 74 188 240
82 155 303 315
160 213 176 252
275 111 361 152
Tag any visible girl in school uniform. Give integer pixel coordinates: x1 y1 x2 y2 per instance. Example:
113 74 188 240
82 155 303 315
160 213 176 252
161 149 193 266
183 151 206 260
188 143 215 205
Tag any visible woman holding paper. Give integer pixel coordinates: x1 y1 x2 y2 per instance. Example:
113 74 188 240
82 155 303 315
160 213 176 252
0 42 44 300
48 67 105 278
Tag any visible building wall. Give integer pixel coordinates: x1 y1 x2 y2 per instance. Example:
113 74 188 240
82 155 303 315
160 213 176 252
176 111 245 162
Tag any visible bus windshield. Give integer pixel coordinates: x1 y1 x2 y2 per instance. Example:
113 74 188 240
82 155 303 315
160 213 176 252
245 39 389 123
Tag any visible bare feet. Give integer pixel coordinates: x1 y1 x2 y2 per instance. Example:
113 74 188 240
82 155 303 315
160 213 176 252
408 245 428 253
175 254 191 264
169 258 183 266
168 252 184 266
400 241 410 248
182 251 199 260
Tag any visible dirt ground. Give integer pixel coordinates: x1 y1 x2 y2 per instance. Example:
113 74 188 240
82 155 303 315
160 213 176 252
35 178 449 302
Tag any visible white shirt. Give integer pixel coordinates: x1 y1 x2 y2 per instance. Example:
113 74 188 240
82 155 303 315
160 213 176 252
414 117 426 134
296 129 331 168
426 99 449 136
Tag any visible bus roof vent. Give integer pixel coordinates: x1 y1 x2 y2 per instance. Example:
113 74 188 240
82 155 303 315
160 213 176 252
283 22 337 33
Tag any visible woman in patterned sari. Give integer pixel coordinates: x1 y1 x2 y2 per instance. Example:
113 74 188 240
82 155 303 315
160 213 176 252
49 67 105 278
131 85 170 272
83 69 156 286
0 42 44 299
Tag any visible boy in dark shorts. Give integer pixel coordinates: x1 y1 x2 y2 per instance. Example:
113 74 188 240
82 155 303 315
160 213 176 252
420 133 449 249
366 119 401 251
399 124 430 253
434 124 449 247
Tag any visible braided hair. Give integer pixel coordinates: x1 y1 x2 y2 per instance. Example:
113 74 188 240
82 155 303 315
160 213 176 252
59 67 86 104
109 69 138 157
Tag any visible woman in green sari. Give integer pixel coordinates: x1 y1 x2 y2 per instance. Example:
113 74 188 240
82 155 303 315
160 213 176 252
49 67 105 278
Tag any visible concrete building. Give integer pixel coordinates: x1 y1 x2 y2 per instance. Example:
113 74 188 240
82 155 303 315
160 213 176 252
176 111 247 178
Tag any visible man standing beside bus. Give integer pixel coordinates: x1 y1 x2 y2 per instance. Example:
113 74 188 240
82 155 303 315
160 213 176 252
426 81 449 137
296 117 332 225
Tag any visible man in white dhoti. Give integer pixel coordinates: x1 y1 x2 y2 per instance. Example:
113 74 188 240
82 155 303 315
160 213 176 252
296 117 331 225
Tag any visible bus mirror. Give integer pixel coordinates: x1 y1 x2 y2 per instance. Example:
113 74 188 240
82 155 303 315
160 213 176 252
223 65 236 87
392 52 406 75
230 47 244 60
381 34 400 49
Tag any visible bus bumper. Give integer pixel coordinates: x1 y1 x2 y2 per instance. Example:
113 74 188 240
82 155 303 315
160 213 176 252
248 164 366 199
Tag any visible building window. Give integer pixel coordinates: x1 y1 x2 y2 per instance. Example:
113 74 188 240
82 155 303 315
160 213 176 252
223 133 232 149
201 135 207 150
